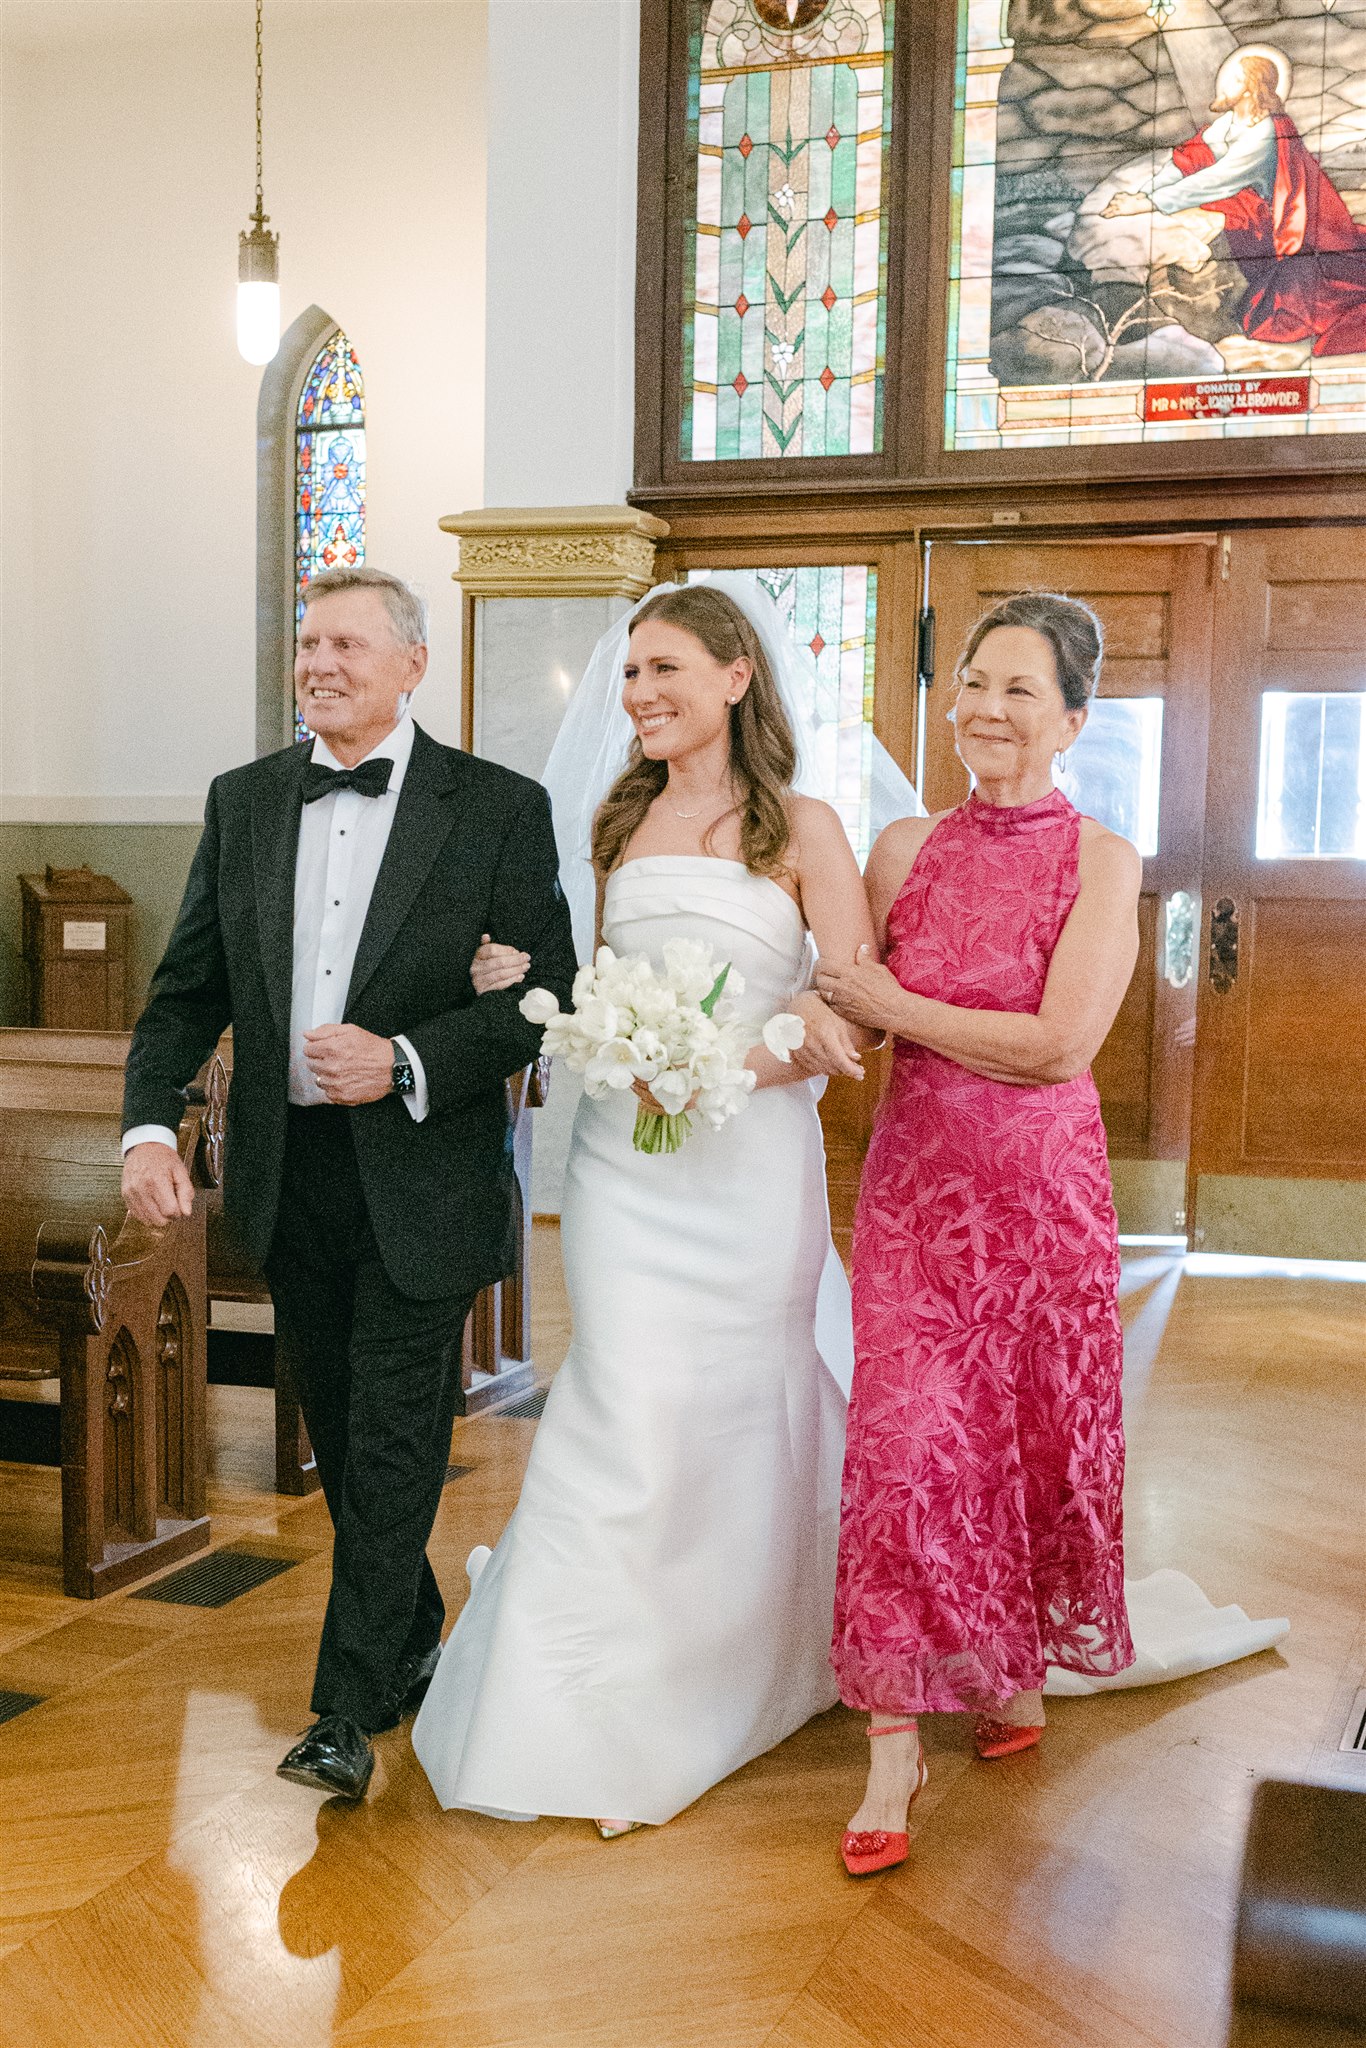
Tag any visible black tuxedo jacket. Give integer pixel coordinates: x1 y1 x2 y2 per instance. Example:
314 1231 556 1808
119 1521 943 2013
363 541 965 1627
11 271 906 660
123 725 578 1300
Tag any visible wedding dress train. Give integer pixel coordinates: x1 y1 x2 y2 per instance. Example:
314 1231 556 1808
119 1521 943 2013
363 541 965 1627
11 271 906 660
413 858 851 1824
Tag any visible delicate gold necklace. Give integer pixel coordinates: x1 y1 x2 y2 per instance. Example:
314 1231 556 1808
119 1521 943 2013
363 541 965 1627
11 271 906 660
668 784 736 822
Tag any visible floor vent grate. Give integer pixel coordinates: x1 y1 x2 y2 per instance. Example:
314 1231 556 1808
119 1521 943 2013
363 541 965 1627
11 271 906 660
493 1388 548 1422
444 1462 475 1484
132 1547 298 1608
1339 1687 1366 1753
0 1690 43 1728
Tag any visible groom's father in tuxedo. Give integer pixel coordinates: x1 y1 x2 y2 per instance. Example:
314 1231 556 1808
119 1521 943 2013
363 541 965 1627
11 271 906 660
121 566 576 1799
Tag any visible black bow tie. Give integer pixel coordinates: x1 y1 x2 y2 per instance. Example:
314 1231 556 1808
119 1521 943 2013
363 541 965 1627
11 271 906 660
301 757 394 803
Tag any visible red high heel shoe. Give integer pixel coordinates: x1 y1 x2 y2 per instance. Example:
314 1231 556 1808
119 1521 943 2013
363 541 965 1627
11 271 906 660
974 1716 1044 1760
841 1718 927 1877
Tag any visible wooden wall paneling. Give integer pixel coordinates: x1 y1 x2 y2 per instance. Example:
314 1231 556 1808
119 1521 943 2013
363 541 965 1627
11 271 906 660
1190 530 1366 1203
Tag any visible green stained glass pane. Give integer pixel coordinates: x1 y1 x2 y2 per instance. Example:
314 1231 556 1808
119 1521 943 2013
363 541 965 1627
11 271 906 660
686 564 879 857
681 0 894 463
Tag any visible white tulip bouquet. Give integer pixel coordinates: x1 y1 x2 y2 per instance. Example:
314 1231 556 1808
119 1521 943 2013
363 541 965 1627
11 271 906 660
519 939 806 1155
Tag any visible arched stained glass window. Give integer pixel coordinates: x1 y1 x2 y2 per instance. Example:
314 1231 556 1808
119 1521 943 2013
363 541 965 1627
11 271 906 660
294 331 366 740
682 0 893 462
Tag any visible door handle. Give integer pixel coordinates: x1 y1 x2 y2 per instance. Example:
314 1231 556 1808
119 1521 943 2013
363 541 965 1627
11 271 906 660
1163 890 1196 988
1209 898 1239 993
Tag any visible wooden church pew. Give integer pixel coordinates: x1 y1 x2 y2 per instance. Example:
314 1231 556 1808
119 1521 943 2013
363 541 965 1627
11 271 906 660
1228 1779 1366 2045
208 1044 547 1495
0 1030 545 1502
0 1055 219 1596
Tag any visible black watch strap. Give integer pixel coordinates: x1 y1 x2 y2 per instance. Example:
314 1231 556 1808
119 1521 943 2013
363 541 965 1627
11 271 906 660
390 1040 417 1096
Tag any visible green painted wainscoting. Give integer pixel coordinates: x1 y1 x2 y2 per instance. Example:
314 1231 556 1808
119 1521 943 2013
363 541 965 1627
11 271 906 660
0 824 203 1026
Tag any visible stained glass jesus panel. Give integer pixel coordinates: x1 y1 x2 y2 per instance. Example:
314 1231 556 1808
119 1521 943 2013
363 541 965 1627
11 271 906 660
946 0 1366 452
681 0 896 461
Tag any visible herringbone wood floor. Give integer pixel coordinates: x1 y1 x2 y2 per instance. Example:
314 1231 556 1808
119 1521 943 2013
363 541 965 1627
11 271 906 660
0 1231 1361 2048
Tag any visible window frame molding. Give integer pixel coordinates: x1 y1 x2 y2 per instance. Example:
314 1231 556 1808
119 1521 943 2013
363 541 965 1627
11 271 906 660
254 303 344 757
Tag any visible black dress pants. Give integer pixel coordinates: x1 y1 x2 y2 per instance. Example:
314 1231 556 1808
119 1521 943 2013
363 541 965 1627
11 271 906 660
264 1106 476 1733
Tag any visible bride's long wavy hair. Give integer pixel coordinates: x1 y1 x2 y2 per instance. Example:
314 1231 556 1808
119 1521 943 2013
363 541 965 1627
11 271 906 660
591 585 799 879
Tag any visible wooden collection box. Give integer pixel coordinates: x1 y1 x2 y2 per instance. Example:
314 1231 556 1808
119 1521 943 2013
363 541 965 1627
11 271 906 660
20 866 133 1031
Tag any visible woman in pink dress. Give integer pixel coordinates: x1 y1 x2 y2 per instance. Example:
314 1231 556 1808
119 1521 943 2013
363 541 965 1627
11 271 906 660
817 593 1143 1877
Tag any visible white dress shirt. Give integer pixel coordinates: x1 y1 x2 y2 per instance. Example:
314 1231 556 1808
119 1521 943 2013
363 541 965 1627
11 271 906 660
123 715 428 1156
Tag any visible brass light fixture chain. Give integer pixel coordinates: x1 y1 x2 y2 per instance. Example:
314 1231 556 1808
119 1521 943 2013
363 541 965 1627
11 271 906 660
254 0 264 215
236 0 278 342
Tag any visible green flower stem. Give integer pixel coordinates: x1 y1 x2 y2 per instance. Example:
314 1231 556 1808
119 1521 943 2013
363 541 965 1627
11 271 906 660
632 1107 693 1155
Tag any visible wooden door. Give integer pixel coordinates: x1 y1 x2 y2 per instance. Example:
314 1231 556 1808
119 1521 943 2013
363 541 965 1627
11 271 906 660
925 541 1215 1234
1188 531 1366 1259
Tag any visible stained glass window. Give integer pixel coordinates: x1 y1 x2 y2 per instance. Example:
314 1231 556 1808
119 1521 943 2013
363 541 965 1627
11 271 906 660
295 331 366 740
687 564 878 856
947 2 1366 453
682 0 894 462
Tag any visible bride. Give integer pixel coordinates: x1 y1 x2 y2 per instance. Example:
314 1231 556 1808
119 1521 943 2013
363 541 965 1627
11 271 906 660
412 578 912 1833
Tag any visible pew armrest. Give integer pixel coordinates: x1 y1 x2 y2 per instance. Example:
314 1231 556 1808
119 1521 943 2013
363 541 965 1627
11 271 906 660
181 1053 227 1188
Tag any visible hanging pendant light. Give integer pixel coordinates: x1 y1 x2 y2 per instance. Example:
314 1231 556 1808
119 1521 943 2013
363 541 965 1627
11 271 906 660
236 0 279 364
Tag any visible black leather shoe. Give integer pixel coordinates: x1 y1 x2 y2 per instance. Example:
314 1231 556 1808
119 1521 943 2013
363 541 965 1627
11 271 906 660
276 1715 374 1800
395 1644 441 1715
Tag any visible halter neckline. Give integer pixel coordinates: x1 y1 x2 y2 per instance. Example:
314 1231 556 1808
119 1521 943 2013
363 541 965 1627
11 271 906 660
964 787 1075 833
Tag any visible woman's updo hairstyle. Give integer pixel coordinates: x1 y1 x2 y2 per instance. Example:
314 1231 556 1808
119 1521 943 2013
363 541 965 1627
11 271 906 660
592 584 798 879
957 592 1103 711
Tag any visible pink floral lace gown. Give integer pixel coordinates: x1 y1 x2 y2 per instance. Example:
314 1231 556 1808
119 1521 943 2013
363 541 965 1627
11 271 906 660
831 789 1134 1714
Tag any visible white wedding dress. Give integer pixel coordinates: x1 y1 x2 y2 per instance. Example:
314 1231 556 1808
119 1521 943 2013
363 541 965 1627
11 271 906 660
413 857 853 1825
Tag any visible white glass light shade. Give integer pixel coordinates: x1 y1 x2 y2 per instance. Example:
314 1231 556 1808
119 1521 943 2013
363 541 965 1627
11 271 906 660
237 280 280 365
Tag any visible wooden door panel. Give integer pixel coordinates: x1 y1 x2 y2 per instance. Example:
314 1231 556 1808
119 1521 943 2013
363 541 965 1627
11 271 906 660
1232 899 1366 1171
1265 580 1366 657
1093 592 1170 664
924 542 1211 1186
1190 530 1366 1225
1091 892 1157 1155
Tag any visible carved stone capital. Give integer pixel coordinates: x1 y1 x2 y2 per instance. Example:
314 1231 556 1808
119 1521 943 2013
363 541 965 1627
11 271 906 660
440 506 671 601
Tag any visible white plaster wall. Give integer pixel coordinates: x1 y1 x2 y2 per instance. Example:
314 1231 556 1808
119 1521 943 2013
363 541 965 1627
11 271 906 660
0 0 486 820
479 2 640 1211
483 0 638 505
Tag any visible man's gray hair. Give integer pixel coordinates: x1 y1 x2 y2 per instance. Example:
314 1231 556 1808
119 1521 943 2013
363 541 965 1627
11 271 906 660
301 566 428 646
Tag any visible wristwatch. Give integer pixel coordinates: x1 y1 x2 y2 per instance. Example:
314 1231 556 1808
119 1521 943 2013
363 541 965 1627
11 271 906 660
390 1041 416 1097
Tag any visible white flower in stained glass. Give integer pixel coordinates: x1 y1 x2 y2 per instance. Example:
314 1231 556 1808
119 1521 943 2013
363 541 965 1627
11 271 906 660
770 339 796 373
774 182 797 218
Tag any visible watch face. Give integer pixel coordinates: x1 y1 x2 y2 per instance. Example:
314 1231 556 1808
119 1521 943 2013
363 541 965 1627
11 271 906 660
392 1059 416 1096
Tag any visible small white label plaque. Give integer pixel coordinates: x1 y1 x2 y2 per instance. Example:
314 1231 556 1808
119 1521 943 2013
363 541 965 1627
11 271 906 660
63 920 107 952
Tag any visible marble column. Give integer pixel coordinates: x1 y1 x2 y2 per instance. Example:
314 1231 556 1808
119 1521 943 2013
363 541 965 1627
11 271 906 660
442 505 670 1210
